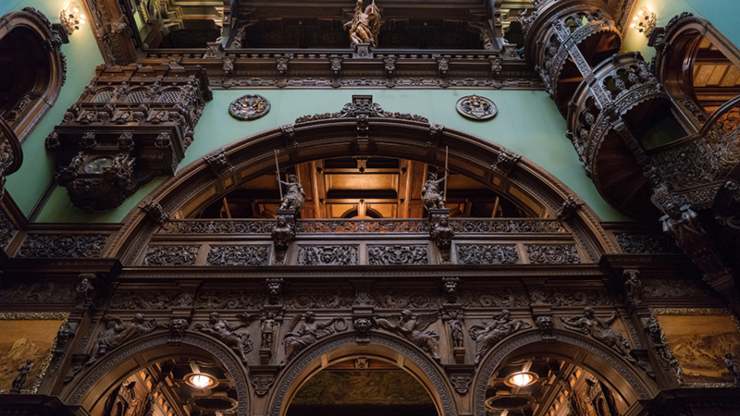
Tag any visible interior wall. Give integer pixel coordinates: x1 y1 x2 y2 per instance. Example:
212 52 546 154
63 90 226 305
0 0 104 216
33 89 627 223
622 0 740 60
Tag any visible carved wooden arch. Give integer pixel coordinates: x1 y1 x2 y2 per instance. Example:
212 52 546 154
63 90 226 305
472 329 658 416
654 13 740 131
0 8 66 140
266 332 459 416
62 331 251 416
106 115 618 262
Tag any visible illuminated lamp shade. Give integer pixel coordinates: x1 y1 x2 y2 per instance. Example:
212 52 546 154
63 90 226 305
59 3 87 35
504 371 539 388
186 373 217 389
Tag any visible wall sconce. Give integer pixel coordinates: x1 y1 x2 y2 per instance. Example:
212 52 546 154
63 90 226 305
630 7 657 37
60 3 86 35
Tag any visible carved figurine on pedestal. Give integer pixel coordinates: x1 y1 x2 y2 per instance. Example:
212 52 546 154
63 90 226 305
623 269 643 307
561 307 634 360
470 310 531 363
278 174 305 213
196 312 253 363
10 360 33 393
345 0 382 47
422 171 446 210
284 312 344 359
375 309 441 360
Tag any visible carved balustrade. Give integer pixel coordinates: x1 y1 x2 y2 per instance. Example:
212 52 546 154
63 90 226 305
46 64 213 211
523 0 621 108
567 53 664 174
142 218 580 266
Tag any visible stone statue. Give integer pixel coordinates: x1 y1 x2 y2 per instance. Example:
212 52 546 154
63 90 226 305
561 307 633 359
375 309 440 360
422 171 446 210
470 310 531 363
10 360 33 393
284 312 343 358
196 312 253 363
345 0 382 47
278 174 305 212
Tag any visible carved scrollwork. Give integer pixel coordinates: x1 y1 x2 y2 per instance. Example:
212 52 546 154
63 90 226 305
367 244 429 265
143 245 199 266
207 245 271 266
295 95 429 124
526 243 580 264
297 245 359 266
455 244 519 265
449 219 565 233
17 234 106 258
297 219 428 233
161 220 274 234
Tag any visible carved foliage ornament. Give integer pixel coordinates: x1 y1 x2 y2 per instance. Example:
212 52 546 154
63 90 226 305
228 94 271 121
456 95 497 121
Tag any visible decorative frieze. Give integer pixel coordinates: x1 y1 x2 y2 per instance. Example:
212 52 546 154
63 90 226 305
297 219 428 233
161 220 274 234
615 232 679 254
526 244 580 264
367 244 429 266
143 245 199 266
195 290 265 310
0 281 76 304
297 245 359 266
449 219 565 233
109 292 194 310
295 95 429 124
456 244 519 265
17 234 106 258
207 245 271 266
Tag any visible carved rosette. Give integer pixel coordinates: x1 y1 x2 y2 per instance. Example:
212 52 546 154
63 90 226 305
228 95 271 121
455 95 497 121
47 64 212 210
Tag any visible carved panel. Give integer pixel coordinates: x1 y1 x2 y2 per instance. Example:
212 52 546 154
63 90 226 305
143 245 199 266
461 289 529 308
109 291 194 310
297 245 359 266
615 232 679 254
17 234 106 258
161 220 274 234
297 219 428 233
449 219 565 233
195 290 265 309
367 245 429 265
526 244 580 264
456 244 519 265
0 281 76 304
642 279 706 298
207 245 271 266
529 289 613 306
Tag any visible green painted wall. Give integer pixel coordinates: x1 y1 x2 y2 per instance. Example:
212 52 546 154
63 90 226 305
35 89 627 223
623 0 739 60
1 0 104 216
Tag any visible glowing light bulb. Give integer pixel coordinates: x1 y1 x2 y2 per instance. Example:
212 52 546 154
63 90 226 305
505 371 538 388
187 373 215 389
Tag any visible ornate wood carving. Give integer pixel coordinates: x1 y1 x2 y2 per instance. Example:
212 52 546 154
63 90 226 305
207 245 271 266
526 244 580 264
456 244 519 265
17 234 107 258
297 245 359 266
367 244 429 265
46 64 212 210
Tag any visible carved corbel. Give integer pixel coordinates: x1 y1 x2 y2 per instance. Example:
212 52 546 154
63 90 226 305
204 149 233 178
140 201 169 226
272 212 296 263
266 278 284 305
383 55 397 87
490 150 521 177
441 277 460 304
249 366 281 397
446 365 475 395
555 195 582 222
330 56 343 88
168 318 190 343
429 208 454 261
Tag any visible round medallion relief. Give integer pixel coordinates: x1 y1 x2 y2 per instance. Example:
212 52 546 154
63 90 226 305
456 95 497 121
229 94 271 121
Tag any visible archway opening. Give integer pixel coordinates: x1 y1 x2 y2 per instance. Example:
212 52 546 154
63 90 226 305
484 353 629 416
286 355 438 416
192 156 533 219
83 347 241 416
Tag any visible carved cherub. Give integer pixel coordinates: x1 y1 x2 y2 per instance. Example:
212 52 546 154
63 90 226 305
89 314 159 362
561 307 633 359
196 312 253 363
284 311 343 358
375 309 440 360
470 310 531 363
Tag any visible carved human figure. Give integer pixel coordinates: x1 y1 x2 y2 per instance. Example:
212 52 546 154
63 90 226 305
421 171 446 210
197 312 253 363
278 174 305 212
623 270 642 305
345 0 382 47
375 309 440 360
90 314 158 362
10 360 33 393
284 312 341 358
261 311 278 351
470 310 531 363
444 309 465 349
561 307 633 359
